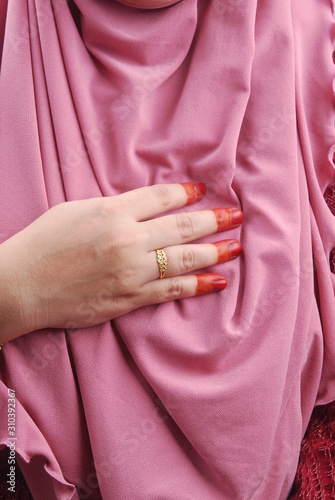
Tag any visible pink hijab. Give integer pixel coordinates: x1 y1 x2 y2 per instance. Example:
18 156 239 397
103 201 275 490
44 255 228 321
1 0 335 498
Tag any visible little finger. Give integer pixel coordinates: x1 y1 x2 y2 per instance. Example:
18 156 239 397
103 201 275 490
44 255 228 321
136 273 228 308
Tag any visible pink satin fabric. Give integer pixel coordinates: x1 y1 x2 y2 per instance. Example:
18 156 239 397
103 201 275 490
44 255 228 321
0 1 335 498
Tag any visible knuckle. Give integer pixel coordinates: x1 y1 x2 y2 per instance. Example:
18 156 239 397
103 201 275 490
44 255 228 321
105 195 131 216
176 214 194 239
108 233 130 253
91 199 111 219
153 185 171 207
109 226 143 252
181 248 195 272
166 278 184 299
117 272 136 295
113 262 141 296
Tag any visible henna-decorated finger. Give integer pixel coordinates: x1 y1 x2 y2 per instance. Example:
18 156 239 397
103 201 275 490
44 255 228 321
144 208 243 250
212 208 244 230
148 239 242 281
121 182 206 221
135 273 228 310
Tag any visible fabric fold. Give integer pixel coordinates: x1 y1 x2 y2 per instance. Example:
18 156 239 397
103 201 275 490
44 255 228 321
1 0 335 498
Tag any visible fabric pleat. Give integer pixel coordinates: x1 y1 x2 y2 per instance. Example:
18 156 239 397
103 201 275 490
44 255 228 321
1 1 335 498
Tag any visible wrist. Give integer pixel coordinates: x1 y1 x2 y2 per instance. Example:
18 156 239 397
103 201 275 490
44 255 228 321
0 237 37 343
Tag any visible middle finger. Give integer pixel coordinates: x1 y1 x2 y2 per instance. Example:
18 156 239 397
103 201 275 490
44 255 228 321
143 208 243 250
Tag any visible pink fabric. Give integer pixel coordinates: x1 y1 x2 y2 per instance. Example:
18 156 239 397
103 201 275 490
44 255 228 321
0 0 335 498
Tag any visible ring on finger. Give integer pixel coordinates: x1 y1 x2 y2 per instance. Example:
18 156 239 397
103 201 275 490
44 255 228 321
155 249 168 279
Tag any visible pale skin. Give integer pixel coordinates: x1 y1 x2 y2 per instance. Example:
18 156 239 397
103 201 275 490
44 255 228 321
0 183 243 345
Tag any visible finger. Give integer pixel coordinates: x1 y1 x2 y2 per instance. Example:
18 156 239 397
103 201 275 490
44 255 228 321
117 182 206 221
144 208 243 250
148 239 242 280
135 273 228 308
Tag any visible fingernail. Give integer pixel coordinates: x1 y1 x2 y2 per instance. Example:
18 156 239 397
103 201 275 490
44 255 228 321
196 273 227 295
230 208 243 226
181 182 206 205
228 241 242 259
194 182 206 199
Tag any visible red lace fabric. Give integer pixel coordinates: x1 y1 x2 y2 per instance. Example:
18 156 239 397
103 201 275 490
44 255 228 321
289 402 335 499
330 248 335 275
289 184 335 498
324 184 335 217
324 184 335 274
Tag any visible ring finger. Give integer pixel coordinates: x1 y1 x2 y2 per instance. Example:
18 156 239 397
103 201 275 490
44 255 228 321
148 239 242 281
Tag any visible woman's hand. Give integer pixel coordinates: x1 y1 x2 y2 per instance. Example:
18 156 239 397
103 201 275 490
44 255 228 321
0 183 243 342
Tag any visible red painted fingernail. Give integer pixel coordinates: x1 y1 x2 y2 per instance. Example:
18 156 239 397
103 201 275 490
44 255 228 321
228 241 242 259
181 182 206 205
230 208 243 226
196 273 227 295
194 182 206 198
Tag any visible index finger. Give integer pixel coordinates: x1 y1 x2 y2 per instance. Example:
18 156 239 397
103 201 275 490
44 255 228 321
120 183 206 221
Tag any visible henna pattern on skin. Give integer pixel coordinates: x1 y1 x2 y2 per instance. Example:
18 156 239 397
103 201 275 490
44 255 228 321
212 208 243 230
181 182 206 205
195 273 227 295
214 240 242 262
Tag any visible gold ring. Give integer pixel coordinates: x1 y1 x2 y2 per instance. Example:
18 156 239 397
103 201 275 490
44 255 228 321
155 249 168 279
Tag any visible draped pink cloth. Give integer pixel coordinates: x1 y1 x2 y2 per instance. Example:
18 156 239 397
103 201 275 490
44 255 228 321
1 0 335 498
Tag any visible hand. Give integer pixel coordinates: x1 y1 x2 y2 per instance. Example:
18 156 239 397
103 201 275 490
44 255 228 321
0 183 243 341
